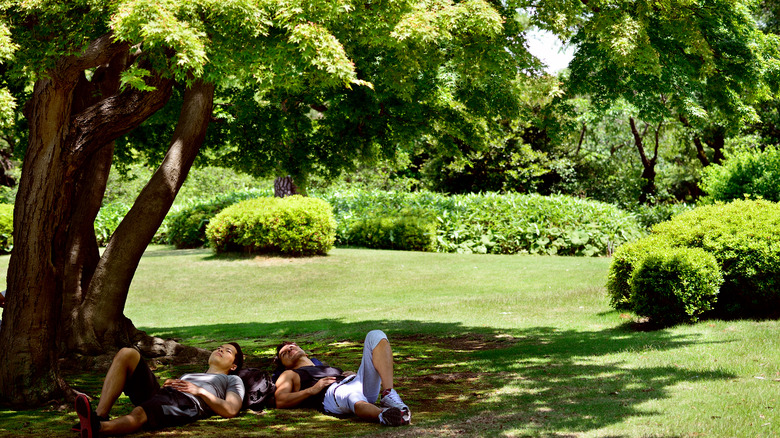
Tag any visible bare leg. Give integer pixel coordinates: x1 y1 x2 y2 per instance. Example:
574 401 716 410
354 401 382 421
95 348 141 417
371 339 394 392
98 406 148 435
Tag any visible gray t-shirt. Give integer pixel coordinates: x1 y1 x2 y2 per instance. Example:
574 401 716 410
180 373 245 416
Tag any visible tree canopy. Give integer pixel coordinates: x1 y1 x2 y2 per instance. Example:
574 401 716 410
0 0 534 407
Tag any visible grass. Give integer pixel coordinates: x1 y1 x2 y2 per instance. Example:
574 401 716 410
0 246 778 437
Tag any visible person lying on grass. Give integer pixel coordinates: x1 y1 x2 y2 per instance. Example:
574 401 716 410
274 329 411 427
74 343 245 437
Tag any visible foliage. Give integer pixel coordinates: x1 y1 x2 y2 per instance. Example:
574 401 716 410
567 0 771 131
415 75 573 194
167 189 269 249
606 236 670 311
317 189 644 256
94 203 131 247
607 199 780 318
700 146 780 203
629 203 695 230
103 164 269 206
206 196 336 256
630 247 723 326
348 213 437 252
0 203 12 253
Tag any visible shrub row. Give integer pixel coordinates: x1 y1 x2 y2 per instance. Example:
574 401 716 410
349 214 437 252
93 188 644 257
317 189 644 256
607 199 780 324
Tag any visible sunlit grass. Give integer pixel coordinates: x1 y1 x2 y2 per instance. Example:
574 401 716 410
0 246 778 437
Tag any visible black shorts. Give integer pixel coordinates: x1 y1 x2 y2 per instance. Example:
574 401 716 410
125 356 203 430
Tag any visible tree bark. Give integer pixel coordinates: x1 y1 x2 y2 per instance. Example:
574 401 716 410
68 80 215 354
0 32 175 406
0 75 76 406
274 175 304 197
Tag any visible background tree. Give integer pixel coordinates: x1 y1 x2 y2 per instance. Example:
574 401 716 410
564 0 772 203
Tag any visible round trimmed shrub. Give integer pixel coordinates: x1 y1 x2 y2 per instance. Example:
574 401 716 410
0 203 13 253
206 196 336 256
629 247 723 326
348 215 437 251
167 190 268 249
651 199 780 317
606 236 670 311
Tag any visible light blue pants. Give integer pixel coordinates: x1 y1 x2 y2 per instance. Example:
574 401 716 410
322 330 387 415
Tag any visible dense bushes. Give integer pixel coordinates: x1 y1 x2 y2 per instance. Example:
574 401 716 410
167 189 269 248
0 204 12 253
94 203 130 246
206 196 336 256
348 214 437 251
701 146 780 203
318 189 644 256
607 199 780 324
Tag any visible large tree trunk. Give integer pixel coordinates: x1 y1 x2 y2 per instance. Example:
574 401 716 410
0 33 179 407
68 81 215 354
0 75 77 406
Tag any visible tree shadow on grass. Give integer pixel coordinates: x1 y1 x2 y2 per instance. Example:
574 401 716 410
8 319 736 437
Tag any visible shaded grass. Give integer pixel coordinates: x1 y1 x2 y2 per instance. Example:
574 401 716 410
0 247 778 437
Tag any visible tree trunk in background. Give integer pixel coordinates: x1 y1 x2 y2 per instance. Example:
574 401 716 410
274 175 304 197
704 132 725 166
629 117 659 205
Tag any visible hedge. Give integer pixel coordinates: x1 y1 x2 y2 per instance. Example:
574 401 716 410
317 189 644 256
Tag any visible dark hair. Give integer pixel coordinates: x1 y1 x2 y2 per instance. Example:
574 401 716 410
228 342 243 374
274 341 295 367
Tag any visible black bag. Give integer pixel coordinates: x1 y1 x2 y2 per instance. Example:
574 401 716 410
237 368 276 411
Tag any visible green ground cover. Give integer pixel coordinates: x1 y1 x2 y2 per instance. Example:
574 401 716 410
0 247 778 437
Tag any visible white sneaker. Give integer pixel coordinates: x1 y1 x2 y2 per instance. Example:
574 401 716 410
380 389 411 423
378 407 410 426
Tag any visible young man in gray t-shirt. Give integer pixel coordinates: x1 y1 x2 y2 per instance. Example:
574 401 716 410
75 343 245 437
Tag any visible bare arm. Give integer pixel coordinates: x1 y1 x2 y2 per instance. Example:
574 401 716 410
274 370 336 409
164 379 243 418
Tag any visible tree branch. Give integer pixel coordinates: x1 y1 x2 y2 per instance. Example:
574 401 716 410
56 33 130 81
76 80 215 350
66 73 174 169
629 117 651 168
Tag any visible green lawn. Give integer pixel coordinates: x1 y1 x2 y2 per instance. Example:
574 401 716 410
1 246 778 437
